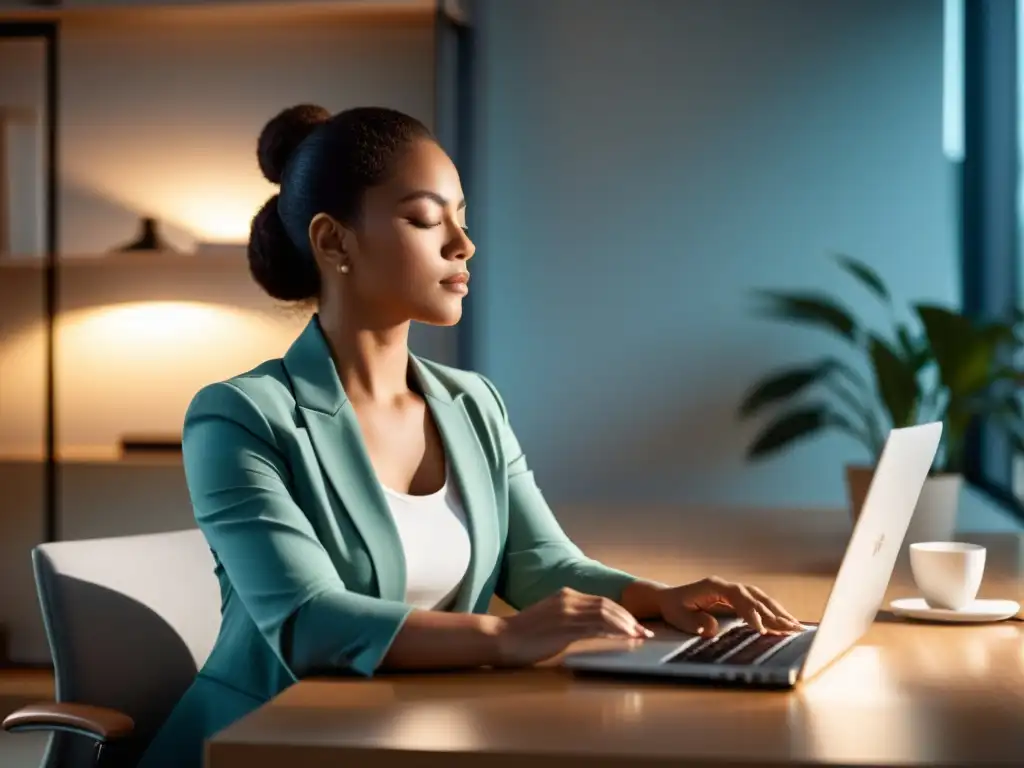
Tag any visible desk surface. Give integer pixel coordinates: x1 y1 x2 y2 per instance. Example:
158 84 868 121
208 511 1024 768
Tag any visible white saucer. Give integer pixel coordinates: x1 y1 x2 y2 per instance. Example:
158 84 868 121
889 597 1021 623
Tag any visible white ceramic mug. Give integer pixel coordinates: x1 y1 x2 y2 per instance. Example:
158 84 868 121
909 541 986 611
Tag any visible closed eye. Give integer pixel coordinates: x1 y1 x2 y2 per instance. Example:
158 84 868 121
408 219 469 234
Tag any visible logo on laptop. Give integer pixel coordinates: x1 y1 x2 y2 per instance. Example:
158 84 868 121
872 534 885 556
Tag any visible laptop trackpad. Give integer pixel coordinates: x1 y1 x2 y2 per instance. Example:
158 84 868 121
565 639 695 666
564 620 745 667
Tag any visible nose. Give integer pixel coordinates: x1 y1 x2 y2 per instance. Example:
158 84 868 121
445 222 475 262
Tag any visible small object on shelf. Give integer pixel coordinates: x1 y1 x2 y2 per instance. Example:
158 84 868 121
113 217 176 253
119 434 183 457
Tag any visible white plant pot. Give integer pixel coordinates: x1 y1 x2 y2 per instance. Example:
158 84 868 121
845 465 961 548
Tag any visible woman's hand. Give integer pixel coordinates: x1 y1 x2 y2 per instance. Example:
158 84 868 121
491 587 654 667
655 577 803 636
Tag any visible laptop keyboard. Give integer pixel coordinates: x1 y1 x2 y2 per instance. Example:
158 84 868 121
666 625 798 666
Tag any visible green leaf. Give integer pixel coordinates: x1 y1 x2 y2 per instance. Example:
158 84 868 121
895 323 929 371
835 254 890 303
942 405 974 473
738 366 821 418
895 324 915 358
991 366 1024 385
746 405 865 459
828 360 873 395
961 323 1017 394
821 377 886 457
1006 427 1024 457
916 305 1012 398
869 334 919 428
746 407 826 458
738 358 869 418
966 390 1024 425
752 290 857 341
915 304 973 375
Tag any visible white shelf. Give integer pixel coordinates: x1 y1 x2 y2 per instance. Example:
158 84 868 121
0 248 246 270
0 446 183 466
0 0 434 26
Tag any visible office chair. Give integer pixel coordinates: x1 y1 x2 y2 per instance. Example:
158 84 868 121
2 529 221 767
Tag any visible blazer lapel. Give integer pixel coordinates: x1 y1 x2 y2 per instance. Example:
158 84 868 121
282 318 405 603
410 356 498 613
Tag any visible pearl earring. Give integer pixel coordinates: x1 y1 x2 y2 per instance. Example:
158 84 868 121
338 263 350 274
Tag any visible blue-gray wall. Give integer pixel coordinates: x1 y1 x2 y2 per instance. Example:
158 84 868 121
470 0 1019 530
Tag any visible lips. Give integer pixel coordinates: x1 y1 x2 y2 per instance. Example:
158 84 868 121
440 272 470 285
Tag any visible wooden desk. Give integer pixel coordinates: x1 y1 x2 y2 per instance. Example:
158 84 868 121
208 518 1024 768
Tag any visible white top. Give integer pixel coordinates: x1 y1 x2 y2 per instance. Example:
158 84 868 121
381 469 471 610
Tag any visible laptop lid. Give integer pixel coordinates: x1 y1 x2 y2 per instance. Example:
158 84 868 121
799 422 943 681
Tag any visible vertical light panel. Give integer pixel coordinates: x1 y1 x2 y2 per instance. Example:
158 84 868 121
944 0 965 161
432 0 475 369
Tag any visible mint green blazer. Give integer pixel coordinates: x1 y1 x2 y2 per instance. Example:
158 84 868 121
138 317 637 768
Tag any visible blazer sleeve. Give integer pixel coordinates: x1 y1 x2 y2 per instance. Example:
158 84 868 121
478 375 638 610
182 382 413 679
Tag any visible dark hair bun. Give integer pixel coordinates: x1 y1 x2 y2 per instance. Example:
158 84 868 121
248 195 320 301
257 104 331 184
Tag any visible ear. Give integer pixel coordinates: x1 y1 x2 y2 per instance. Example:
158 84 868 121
308 213 353 269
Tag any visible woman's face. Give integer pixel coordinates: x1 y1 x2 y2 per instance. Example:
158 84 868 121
318 138 475 328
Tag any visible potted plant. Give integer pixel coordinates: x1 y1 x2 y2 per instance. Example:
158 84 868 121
738 254 1023 543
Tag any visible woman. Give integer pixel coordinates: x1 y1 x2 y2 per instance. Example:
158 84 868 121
139 105 801 767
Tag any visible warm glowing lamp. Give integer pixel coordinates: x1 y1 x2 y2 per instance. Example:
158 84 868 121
0 300 311 463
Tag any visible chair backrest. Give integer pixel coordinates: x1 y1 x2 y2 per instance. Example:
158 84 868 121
33 528 221 768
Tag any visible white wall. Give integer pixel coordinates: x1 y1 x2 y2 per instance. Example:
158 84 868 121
55 13 434 251
472 0 1020 531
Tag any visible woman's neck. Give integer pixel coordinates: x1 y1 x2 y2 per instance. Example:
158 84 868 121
317 312 413 404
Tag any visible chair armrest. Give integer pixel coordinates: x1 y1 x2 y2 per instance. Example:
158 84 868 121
2 702 134 742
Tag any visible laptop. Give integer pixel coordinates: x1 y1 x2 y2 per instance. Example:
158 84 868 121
563 421 943 689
